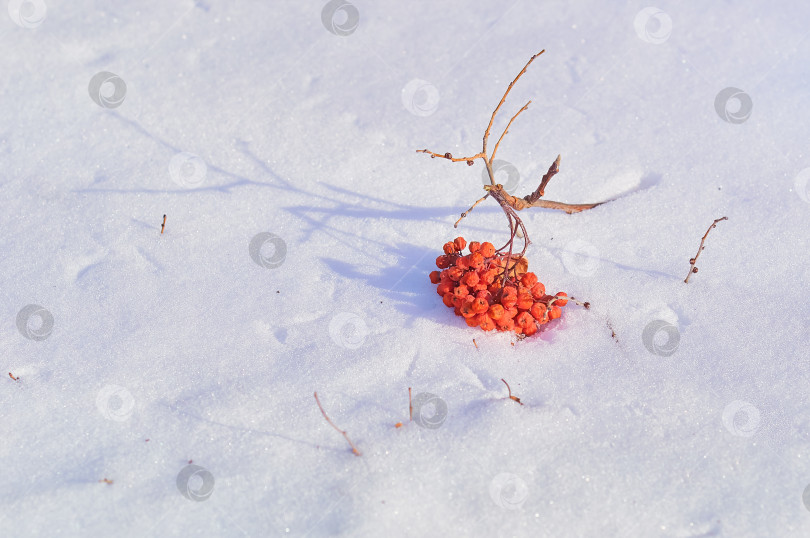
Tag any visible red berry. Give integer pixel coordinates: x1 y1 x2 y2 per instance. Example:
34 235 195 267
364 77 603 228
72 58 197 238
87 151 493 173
462 271 479 287
554 292 568 306
443 242 457 254
530 302 548 322
436 255 450 269
520 272 538 288
447 267 465 281
480 242 496 258
515 311 534 330
549 306 562 320
516 292 534 311
478 314 496 331
471 297 489 314
442 293 455 307
487 304 505 320
453 237 467 252
530 282 546 300
429 271 441 284
468 241 481 253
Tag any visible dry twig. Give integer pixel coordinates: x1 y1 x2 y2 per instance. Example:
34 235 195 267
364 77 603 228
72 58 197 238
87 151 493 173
9 372 19 381
500 378 524 405
684 217 728 283
161 214 166 234
314 392 361 456
418 50 606 289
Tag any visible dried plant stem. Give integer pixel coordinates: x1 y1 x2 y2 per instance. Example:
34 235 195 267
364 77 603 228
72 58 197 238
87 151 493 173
408 387 413 422
418 50 606 287
314 392 361 456
500 378 523 405
684 217 728 283
161 214 166 234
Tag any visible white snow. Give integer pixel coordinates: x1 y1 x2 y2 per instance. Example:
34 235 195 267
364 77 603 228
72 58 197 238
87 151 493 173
2 1 809 536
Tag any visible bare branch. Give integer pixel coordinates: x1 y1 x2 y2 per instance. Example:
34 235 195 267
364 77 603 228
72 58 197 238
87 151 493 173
500 378 524 405
483 50 545 156
524 155 561 203
684 217 728 283
416 149 484 165
490 100 531 164
314 392 361 456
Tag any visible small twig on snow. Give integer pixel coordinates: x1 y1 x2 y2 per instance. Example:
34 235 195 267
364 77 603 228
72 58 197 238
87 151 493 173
500 378 524 406
684 217 728 283
314 392 361 456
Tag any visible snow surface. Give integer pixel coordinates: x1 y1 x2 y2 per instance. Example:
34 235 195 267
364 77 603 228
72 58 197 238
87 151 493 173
2 1 810 536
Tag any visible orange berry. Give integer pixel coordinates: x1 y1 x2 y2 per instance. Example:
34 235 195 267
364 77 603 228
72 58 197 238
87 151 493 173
472 297 489 314
502 285 517 297
447 267 465 281
488 303 505 320
516 292 534 311
429 271 441 284
469 252 485 270
522 322 538 336
475 290 493 303
515 311 534 330
436 255 450 269
442 293 455 307
503 306 518 319
530 282 546 300
480 242 496 258
520 272 538 288
460 299 477 318
473 282 489 292
530 302 547 322
554 292 568 306
453 237 467 252
468 241 481 253
549 306 561 319
479 314 496 331
453 285 469 299
463 271 479 287
456 256 470 270
501 294 517 309
495 316 514 332
443 242 457 254
453 296 465 309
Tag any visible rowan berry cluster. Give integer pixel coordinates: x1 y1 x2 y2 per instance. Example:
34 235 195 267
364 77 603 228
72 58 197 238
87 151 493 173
429 237 568 336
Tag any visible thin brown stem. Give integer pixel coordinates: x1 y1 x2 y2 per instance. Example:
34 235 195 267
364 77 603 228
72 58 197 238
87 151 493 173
314 392 361 456
408 387 413 422
454 193 490 228
483 50 545 156
490 100 531 164
500 378 523 405
416 149 485 164
684 217 728 283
